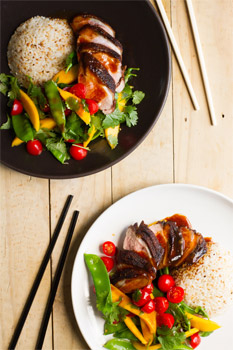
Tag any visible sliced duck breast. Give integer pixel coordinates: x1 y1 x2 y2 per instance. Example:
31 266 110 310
123 223 152 259
71 14 115 37
78 52 116 114
78 43 125 92
77 25 123 57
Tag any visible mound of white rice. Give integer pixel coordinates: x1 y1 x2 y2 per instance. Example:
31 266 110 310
171 241 233 317
7 16 75 87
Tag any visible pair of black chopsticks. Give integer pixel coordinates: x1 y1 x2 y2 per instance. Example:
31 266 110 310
9 195 79 350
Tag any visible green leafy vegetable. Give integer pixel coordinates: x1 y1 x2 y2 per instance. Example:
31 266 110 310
8 77 20 101
81 98 89 112
0 115 12 130
124 68 140 84
168 303 191 331
65 51 78 73
124 105 138 127
63 112 87 142
102 109 125 129
158 328 190 350
27 78 47 119
45 138 70 164
132 90 145 105
199 331 213 337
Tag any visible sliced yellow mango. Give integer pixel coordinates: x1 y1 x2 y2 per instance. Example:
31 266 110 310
140 319 154 345
124 317 147 345
11 137 24 147
132 328 200 350
40 118 56 129
57 88 91 125
19 89 40 131
52 65 79 84
117 92 126 112
111 285 156 333
105 125 120 149
83 126 96 147
186 312 220 332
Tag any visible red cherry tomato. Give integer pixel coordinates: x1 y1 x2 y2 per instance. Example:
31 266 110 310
101 256 114 272
190 333 201 349
41 103 50 113
154 297 169 314
102 241 116 256
69 83 86 98
132 289 151 307
69 143 88 160
26 140 43 156
86 99 99 115
142 283 154 294
141 300 155 313
157 313 174 329
158 274 175 292
66 139 76 143
11 99 23 115
167 286 185 303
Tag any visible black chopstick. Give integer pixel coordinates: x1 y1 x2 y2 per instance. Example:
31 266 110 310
9 195 73 350
35 210 79 350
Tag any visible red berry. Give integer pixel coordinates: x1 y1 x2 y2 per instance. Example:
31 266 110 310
86 99 99 115
26 140 43 156
167 286 185 303
69 83 86 99
101 256 114 272
11 99 23 115
141 300 156 313
158 274 175 292
154 297 169 314
190 333 201 349
69 143 88 160
157 313 174 329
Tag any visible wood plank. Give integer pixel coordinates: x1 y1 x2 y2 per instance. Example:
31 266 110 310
0 166 52 350
112 0 173 203
50 171 112 349
172 0 233 197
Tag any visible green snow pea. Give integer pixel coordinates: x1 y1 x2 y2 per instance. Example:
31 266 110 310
104 338 136 350
12 114 34 142
44 80 66 132
84 254 112 312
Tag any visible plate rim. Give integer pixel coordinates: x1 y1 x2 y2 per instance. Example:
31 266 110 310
71 183 233 349
0 0 171 179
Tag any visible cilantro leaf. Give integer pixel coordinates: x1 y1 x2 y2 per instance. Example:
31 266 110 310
199 331 213 337
102 109 125 129
63 112 86 142
0 73 9 96
121 84 133 100
194 306 209 319
158 330 190 350
8 77 20 100
27 79 47 109
91 112 105 138
0 115 12 130
124 105 138 127
132 90 145 104
65 51 78 73
46 138 70 164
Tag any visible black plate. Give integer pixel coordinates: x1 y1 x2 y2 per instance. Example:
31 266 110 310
0 0 171 179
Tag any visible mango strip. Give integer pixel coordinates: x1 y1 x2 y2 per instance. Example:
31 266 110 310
52 65 79 84
186 312 220 332
19 89 40 131
124 316 147 345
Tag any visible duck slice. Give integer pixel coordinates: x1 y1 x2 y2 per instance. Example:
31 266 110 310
77 25 123 57
71 14 115 37
78 52 116 114
78 43 125 92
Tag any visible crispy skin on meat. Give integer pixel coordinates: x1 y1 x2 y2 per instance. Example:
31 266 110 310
77 25 123 56
112 216 207 293
71 14 115 37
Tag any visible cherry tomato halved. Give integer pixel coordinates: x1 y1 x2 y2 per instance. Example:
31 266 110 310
167 286 185 303
158 274 175 292
64 108 72 116
154 297 169 314
157 313 174 329
142 283 154 294
101 256 114 272
190 332 201 349
69 83 86 99
141 300 155 314
26 140 43 156
11 99 23 116
86 99 99 115
102 241 116 256
69 143 88 160
132 289 151 307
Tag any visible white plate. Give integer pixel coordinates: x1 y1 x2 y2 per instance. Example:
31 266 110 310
71 184 233 350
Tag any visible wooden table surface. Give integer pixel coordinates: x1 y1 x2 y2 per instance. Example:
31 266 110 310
1 0 232 349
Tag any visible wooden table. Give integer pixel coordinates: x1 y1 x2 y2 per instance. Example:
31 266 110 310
1 0 232 349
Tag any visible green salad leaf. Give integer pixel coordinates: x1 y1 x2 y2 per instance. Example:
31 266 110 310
65 51 78 73
102 109 125 129
63 112 87 142
124 67 140 84
0 115 12 130
132 90 145 105
158 328 191 350
45 138 70 164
